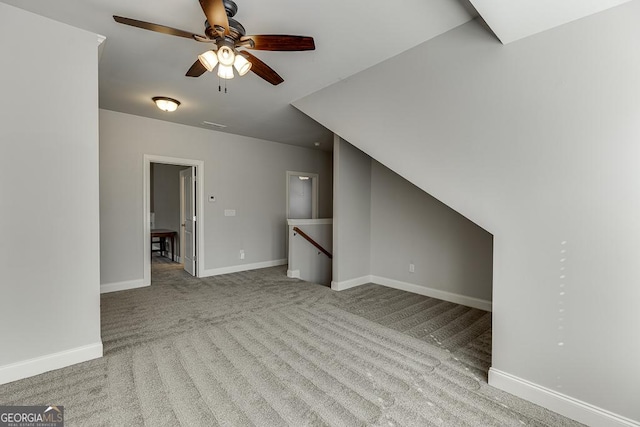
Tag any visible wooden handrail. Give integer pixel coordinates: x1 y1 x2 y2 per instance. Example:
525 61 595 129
293 227 332 259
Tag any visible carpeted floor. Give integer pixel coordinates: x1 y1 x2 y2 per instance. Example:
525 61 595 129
0 257 583 426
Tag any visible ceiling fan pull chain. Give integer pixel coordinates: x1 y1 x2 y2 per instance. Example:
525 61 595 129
218 75 222 92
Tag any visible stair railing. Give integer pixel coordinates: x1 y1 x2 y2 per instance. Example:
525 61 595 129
292 226 332 259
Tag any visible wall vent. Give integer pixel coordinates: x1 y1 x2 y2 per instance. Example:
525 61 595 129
202 121 227 129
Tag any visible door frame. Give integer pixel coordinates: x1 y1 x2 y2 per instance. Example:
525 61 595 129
143 154 205 285
179 167 195 273
286 170 319 219
179 169 189 264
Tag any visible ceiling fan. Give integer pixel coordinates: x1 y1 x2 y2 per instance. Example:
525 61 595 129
113 0 315 86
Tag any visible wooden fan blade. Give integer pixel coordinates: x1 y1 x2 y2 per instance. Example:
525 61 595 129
113 16 204 40
240 51 284 85
199 0 229 36
241 35 315 51
186 59 207 77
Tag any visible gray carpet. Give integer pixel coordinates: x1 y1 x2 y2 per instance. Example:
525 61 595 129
0 258 583 426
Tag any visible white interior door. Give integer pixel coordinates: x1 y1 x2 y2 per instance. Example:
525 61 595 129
180 167 196 275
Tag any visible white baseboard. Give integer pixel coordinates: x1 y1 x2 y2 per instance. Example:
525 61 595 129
287 269 301 278
331 275 373 291
489 368 639 427
101 279 148 294
202 259 287 277
330 275 491 311
370 276 492 312
0 342 103 385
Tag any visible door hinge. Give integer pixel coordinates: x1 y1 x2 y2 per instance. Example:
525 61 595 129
193 216 197 222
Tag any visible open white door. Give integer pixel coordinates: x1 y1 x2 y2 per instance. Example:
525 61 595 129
180 167 196 275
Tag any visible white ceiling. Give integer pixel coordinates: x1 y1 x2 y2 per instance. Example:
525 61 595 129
0 0 476 150
468 0 633 44
1 0 631 150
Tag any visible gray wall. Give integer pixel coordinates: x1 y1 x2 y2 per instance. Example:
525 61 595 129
152 163 187 257
295 3 640 421
0 4 101 372
332 136 371 284
288 175 313 219
332 137 493 304
100 109 333 285
370 161 493 301
152 163 186 231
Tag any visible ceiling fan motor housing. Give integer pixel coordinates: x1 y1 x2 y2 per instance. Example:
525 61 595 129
222 0 238 18
205 18 245 40
205 0 245 41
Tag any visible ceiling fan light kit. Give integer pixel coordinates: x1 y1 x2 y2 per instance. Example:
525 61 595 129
197 43 250 79
152 97 181 112
217 63 234 79
198 50 218 72
233 54 251 76
216 44 235 66
114 0 315 89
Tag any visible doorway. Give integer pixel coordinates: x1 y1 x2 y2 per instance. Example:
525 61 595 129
143 155 205 286
285 171 319 255
286 171 319 219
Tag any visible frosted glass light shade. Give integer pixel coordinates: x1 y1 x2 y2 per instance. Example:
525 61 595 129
198 50 218 72
233 54 252 76
217 45 235 66
217 63 234 79
152 97 180 112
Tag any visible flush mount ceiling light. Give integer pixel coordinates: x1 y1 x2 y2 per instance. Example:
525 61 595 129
152 96 180 112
